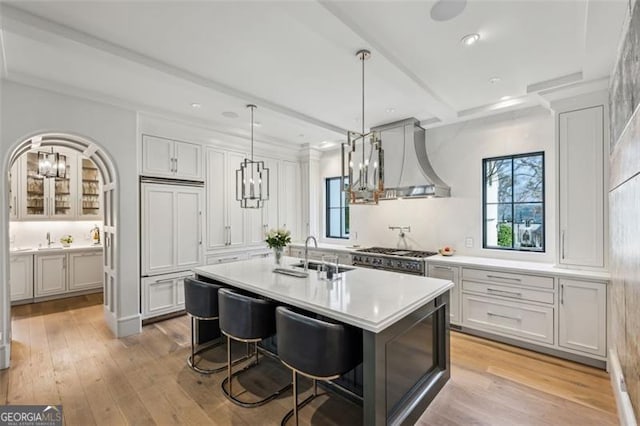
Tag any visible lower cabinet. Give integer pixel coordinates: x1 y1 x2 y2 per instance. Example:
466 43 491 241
558 279 607 357
141 271 193 319
428 263 460 325
31 249 104 299
10 254 33 302
68 251 103 291
35 253 68 297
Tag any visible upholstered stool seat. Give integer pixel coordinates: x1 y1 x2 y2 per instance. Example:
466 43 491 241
218 288 291 408
276 306 362 425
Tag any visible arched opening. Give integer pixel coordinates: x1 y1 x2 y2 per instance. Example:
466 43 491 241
2 132 119 369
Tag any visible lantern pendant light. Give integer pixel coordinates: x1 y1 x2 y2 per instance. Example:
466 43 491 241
341 49 384 205
236 104 269 209
38 147 67 178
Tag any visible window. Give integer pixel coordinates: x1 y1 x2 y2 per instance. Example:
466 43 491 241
483 152 545 252
326 177 349 239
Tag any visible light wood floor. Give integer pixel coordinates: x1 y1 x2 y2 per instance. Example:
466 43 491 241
0 294 618 425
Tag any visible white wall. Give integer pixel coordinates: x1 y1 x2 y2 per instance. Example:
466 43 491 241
1 80 139 368
319 106 556 263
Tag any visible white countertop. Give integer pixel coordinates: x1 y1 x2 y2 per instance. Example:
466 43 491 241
194 256 453 333
10 244 103 255
427 254 610 281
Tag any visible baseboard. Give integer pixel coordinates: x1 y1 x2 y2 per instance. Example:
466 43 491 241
609 349 638 426
0 342 10 370
117 313 142 337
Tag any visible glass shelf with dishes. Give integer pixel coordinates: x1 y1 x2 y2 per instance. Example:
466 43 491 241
79 158 102 218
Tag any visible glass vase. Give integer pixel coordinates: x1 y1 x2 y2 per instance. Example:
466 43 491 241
273 247 283 266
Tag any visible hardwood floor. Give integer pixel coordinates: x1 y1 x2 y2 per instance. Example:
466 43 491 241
1 295 618 425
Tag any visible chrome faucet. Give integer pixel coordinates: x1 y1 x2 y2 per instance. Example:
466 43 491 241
304 236 318 271
46 232 51 247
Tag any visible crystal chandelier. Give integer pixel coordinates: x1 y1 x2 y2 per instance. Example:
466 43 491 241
38 148 67 178
342 49 384 205
236 104 269 208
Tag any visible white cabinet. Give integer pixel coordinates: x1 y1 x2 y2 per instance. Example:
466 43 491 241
68 251 103 291
558 105 605 268
9 162 19 220
206 251 249 265
141 271 193 319
279 161 300 241
142 135 203 181
35 253 67 297
428 263 461 325
10 254 33 302
205 148 247 250
558 279 606 356
141 183 203 276
77 156 102 220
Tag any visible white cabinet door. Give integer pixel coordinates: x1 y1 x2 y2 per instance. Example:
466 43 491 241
558 106 605 267
77 156 103 221
559 279 606 356
21 151 49 219
9 162 19 220
141 272 192 319
10 254 33 302
49 147 77 220
175 141 202 181
280 161 300 241
68 251 103 291
142 184 175 275
227 151 246 248
175 187 203 269
35 254 67 297
142 135 175 178
428 264 461 325
206 148 227 249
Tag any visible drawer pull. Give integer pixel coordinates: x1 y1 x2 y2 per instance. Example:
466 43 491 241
487 312 522 321
486 274 522 282
487 288 522 298
154 278 174 284
432 265 452 271
218 257 239 262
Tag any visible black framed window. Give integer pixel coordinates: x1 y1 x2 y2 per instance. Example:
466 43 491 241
483 152 545 252
326 177 349 239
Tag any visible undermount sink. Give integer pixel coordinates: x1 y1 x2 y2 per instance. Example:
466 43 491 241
291 261 354 273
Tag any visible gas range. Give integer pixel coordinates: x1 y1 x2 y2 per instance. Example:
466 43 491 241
352 247 438 275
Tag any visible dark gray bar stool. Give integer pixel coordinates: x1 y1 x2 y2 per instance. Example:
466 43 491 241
184 277 229 374
218 288 292 408
276 306 362 425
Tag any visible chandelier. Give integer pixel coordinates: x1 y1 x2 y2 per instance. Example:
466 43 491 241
38 148 67 178
236 104 269 208
341 49 384 204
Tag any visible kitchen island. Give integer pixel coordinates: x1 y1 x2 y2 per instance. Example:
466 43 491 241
193 256 453 425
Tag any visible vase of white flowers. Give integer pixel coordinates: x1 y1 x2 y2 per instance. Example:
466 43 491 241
265 228 291 266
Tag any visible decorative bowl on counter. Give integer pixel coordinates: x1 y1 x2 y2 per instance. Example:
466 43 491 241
438 246 455 256
60 235 73 247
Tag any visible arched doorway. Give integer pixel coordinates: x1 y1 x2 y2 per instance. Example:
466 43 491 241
2 132 119 369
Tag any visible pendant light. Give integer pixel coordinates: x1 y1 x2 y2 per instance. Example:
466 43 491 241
38 147 67 178
341 49 384 205
236 104 269 208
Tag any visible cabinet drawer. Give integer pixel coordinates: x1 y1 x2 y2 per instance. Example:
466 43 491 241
462 280 554 305
462 268 553 289
462 294 554 344
206 252 248 265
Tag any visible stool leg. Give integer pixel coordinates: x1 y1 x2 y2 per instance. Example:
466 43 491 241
190 316 196 368
227 335 233 398
293 370 298 426
255 342 259 365
313 379 317 397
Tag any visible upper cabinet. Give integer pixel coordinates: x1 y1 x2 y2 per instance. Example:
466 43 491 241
279 160 300 242
558 105 605 268
12 149 103 221
141 135 203 181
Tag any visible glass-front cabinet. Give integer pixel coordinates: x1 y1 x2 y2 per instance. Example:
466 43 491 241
16 148 102 221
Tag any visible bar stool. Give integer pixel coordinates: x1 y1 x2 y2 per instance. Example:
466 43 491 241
276 306 362 425
218 288 292 408
184 277 228 374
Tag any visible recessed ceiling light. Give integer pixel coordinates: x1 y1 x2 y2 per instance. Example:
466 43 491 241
253 121 262 128
190 103 201 109
460 33 480 46
386 108 396 113
298 133 305 138
430 0 467 22
489 77 501 84
222 111 239 119
500 95 511 101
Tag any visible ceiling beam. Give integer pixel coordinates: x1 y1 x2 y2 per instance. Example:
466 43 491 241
318 0 457 122
0 4 349 136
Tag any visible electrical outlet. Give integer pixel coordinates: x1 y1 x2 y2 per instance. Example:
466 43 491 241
465 237 473 248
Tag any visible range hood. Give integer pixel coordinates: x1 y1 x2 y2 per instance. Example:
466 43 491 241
372 118 450 199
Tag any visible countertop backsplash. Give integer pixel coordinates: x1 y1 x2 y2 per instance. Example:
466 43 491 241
9 221 103 250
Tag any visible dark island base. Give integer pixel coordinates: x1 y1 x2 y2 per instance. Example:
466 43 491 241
195 274 450 425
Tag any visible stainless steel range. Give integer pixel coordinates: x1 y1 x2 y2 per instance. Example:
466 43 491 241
352 247 438 275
